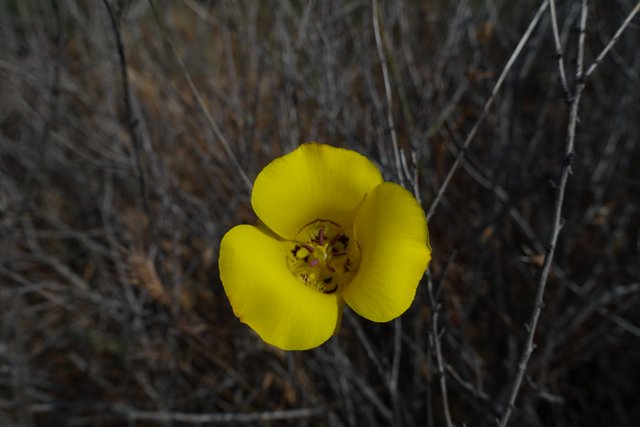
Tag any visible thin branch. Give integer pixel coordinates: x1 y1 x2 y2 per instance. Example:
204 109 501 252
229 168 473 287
372 0 404 186
31 403 324 424
549 0 571 102
148 0 252 192
400 149 421 202
446 363 490 403
427 271 454 427
584 1 640 78
102 0 154 234
390 317 404 425
497 1 589 425
427 0 549 221
330 340 395 422
347 313 389 384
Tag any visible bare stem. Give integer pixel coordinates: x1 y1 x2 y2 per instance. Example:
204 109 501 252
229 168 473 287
584 1 640 78
148 0 252 192
427 272 454 427
103 0 154 235
497 1 589 425
372 0 404 186
549 0 571 102
427 0 550 221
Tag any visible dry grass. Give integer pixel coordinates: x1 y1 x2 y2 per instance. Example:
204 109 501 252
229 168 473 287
1 0 639 426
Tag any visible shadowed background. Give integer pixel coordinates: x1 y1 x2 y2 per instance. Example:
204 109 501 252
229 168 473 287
1 0 639 426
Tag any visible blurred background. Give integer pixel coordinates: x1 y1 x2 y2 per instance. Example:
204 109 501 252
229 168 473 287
1 0 639 426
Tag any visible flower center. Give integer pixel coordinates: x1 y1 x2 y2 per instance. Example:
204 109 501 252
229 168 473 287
286 220 360 294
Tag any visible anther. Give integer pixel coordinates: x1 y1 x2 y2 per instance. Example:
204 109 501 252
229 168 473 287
309 258 319 267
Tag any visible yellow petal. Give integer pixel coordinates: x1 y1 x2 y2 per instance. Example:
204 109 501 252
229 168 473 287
219 224 340 350
343 182 431 322
252 143 383 239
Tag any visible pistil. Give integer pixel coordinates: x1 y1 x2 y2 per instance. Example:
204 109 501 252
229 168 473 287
286 219 360 294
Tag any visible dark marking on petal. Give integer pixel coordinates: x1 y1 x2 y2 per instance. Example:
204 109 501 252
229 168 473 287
323 284 338 294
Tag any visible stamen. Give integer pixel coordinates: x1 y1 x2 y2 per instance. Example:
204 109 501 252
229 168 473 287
318 228 325 245
309 258 319 267
301 243 314 253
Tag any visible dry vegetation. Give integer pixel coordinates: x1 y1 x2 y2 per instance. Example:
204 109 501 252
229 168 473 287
1 0 640 426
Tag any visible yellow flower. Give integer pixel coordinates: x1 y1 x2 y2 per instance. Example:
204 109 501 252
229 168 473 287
219 143 431 350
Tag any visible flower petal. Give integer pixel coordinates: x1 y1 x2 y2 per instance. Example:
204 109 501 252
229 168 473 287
343 182 431 322
219 224 340 350
252 143 383 239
